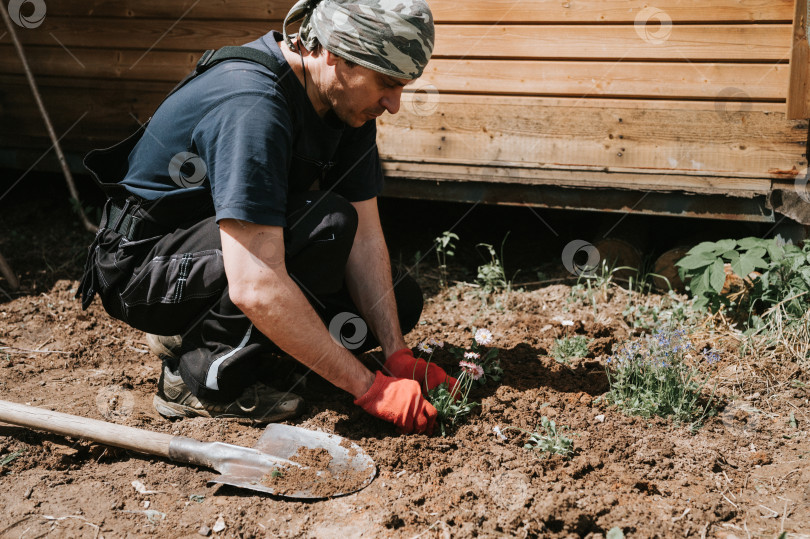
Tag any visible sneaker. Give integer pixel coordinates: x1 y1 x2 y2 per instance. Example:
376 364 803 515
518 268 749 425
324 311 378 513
153 362 304 424
146 333 183 359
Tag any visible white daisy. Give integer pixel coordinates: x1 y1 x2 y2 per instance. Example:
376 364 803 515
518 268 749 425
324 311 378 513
474 328 493 346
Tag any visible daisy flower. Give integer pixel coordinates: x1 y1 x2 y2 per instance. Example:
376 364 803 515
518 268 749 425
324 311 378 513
474 328 493 346
428 338 444 348
561 320 574 327
459 360 484 380
463 351 480 360
416 341 433 354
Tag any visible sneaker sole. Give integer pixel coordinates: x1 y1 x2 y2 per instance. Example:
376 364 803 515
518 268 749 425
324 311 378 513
152 394 305 424
153 394 212 419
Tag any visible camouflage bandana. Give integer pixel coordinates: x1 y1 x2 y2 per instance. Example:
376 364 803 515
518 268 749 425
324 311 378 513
283 0 434 80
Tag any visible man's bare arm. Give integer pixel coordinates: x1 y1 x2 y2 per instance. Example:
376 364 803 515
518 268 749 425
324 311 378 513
344 198 409 358
219 219 375 398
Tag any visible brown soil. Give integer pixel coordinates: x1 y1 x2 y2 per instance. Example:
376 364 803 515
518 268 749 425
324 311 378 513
260 446 372 500
1 196 809 538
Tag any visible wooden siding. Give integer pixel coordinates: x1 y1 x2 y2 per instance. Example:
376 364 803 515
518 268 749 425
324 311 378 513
0 0 806 217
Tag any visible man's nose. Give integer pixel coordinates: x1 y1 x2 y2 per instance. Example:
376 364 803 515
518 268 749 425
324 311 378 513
381 87 403 115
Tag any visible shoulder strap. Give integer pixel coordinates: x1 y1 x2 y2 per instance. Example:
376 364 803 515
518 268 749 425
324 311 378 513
167 45 287 100
196 46 283 75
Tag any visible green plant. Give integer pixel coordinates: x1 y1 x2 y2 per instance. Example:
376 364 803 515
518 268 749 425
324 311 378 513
622 289 705 331
410 249 423 280
551 335 591 364
0 450 23 466
427 364 480 437
569 259 635 314
605 328 717 428
476 233 511 294
678 236 810 333
676 237 770 313
434 231 459 289
511 417 574 457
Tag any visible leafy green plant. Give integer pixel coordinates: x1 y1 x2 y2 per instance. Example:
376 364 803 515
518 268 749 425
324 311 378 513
676 237 769 313
605 328 717 428
551 335 591 364
476 233 511 294
569 259 635 314
506 417 574 457
622 290 705 331
678 236 810 332
434 231 459 289
428 364 480 437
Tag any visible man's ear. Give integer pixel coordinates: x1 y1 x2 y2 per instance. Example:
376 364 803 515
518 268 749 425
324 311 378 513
324 49 341 66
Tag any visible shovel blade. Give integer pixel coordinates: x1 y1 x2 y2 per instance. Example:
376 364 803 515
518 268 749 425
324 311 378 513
208 424 376 499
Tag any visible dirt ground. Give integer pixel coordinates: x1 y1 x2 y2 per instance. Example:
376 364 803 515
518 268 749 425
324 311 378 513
1 184 809 538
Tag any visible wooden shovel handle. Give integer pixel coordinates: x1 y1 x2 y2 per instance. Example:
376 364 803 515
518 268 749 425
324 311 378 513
0 399 175 459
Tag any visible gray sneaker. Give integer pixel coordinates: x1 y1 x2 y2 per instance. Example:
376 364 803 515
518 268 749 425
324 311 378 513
146 333 183 359
153 363 304 424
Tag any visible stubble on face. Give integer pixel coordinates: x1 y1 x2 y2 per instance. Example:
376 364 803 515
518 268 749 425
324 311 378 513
325 58 406 127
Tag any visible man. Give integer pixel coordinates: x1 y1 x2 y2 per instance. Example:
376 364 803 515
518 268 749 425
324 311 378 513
77 0 456 434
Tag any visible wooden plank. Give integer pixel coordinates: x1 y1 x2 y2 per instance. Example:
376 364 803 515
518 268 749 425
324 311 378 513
0 82 163 130
0 46 200 83
0 47 790 99
8 17 275 52
380 162 773 196
429 0 794 23
434 24 791 61
787 0 810 118
378 94 807 179
421 60 789 100
44 0 793 23
7 19 792 61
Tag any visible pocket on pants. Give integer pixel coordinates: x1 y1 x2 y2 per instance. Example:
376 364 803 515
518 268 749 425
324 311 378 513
119 248 227 334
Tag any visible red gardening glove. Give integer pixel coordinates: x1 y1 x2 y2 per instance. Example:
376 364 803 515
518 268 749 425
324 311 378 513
354 371 437 435
384 348 459 396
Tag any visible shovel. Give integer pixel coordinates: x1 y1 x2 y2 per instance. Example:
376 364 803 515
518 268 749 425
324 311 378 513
0 399 376 499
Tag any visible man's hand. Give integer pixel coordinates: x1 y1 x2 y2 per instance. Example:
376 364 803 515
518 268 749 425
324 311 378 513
384 348 458 395
354 371 437 434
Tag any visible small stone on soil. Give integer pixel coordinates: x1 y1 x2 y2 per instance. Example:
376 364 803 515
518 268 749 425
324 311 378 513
198 525 211 536
212 516 226 533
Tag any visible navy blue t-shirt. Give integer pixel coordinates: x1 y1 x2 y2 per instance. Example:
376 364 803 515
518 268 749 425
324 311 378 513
121 31 384 227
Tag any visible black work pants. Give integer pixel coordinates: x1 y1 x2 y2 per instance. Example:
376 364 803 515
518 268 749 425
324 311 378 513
83 191 423 401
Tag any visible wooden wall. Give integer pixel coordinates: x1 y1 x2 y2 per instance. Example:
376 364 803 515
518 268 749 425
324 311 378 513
0 0 807 218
